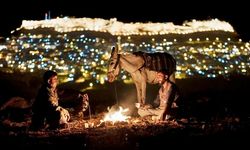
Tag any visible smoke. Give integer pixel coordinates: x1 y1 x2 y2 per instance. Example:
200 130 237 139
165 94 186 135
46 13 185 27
117 87 138 116
107 84 137 116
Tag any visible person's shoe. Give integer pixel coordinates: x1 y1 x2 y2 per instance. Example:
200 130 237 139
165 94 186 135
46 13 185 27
152 116 160 121
165 115 174 121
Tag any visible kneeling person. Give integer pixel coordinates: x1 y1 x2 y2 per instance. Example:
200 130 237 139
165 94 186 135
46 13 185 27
31 70 70 130
137 71 180 121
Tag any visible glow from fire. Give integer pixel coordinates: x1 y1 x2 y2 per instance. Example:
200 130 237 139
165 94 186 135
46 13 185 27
102 106 131 124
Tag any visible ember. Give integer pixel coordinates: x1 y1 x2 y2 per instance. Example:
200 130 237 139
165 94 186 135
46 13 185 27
101 106 131 124
84 122 94 128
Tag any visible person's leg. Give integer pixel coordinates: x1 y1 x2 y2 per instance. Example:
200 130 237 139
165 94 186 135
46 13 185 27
160 90 177 120
138 108 151 117
149 107 165 120
137 107 164 121
46 110 60 129
30 113 45 130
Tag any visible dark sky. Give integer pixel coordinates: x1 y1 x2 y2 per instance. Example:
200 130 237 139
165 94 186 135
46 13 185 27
1 0 249 40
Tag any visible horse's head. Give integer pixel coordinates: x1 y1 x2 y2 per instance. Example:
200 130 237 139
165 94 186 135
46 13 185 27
107 46 121 82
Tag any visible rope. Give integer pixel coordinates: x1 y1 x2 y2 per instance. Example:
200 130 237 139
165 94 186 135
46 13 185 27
88 100 92 120
114 81 119 106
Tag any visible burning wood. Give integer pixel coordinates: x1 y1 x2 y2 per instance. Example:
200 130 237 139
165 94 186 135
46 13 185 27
96 106 131 126
84 122 94 128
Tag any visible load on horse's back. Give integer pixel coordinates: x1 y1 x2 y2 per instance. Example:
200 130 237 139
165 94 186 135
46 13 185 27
133 51 176 78
107 45 176 106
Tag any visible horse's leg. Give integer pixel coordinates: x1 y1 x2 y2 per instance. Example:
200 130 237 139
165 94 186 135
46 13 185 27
140 69 147 105
141 81 146 105
134 81 143 104
131 71 144 105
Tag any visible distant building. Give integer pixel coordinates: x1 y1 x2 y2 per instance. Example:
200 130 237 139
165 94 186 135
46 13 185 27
45 11 51 20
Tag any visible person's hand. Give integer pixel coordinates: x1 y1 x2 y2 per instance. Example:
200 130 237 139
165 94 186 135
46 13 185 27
172 102 178 108
83 93 89 102
78 93 89 101
136 103 152 110
61 107 70 122
144 104 152 109
135 103 141 109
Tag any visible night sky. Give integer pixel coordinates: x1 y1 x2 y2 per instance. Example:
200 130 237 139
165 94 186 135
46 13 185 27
0 0 249 40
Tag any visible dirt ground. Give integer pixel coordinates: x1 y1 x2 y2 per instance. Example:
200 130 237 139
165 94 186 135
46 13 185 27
0 111 250 150
1 72 250 149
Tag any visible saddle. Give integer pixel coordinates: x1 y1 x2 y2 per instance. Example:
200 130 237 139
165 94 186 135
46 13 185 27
134 51 176 75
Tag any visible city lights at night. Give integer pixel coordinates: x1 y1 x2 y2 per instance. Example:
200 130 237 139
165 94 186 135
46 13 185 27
0 17 249 85
0 0 249 149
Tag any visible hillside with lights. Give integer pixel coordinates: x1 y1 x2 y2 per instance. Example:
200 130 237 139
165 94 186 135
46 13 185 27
17 17 235 35
14 17 239 42
1 17 250 149
0 17 249 85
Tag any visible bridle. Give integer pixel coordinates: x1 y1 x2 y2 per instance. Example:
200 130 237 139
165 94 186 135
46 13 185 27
113 54 121 70
109 54 121 73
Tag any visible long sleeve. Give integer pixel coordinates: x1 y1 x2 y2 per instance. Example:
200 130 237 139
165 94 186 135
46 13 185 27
32 84 59 113
47 88 59 110
152 94 160 108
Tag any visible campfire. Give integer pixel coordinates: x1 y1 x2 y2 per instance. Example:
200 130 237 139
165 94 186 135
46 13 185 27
100 106 131 125
81 106 132 128
81 105 166 129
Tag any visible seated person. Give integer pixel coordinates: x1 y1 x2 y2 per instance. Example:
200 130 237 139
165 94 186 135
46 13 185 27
30 70 71 130
137 71 180 121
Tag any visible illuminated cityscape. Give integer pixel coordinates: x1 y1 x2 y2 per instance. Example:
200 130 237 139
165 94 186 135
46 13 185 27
1 0 250 147
0 17 250 86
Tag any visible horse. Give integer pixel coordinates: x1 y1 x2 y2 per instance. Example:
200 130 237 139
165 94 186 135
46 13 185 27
107 45 176 107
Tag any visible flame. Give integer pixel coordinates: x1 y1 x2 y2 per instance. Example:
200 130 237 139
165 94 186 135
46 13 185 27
84 122 94 128
102 106 131 124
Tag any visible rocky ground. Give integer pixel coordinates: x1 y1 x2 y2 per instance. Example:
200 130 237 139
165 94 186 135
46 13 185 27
1 72 250 149
0 113 249 150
